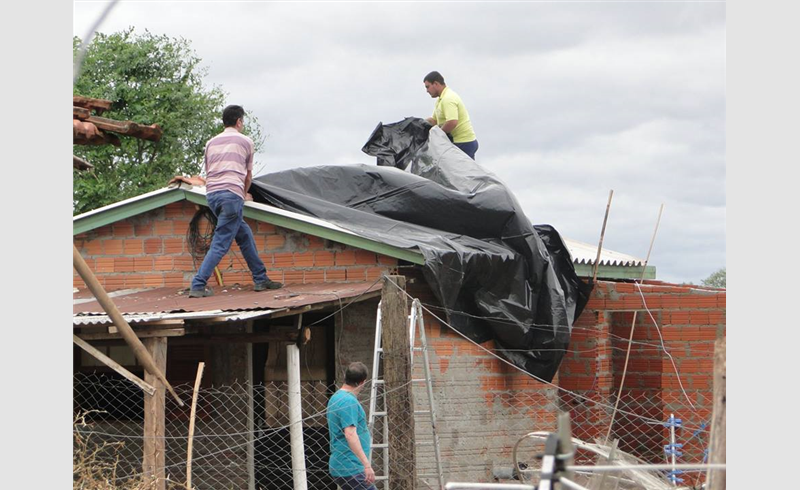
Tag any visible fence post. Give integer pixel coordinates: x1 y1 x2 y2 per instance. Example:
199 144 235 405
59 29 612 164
381 275 417 490
143 337 167 490
287 343 308 490
705 338 726 490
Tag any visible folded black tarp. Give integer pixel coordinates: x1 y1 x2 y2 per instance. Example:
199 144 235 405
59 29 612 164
251 117 592 381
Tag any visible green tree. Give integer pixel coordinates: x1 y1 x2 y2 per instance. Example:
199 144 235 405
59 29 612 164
73 28 265 214
701 267 726 288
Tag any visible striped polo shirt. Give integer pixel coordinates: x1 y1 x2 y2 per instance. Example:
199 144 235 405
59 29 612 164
204 127 254 199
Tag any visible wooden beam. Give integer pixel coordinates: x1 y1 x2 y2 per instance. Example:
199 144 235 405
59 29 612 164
78 327 185 342
168 331 304 345
381 275 417 490
73 106 92 120
706 338 726 490
73 95 112 114
143 337 167 490
85 115 163 142
73 334 155 396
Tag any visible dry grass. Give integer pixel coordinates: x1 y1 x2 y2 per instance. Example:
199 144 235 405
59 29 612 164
73 411 184 490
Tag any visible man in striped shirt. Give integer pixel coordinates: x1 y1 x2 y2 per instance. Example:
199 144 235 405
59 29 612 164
189 105 282 297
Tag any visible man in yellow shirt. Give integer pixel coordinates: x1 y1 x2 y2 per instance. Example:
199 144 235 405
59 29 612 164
424 71 479 159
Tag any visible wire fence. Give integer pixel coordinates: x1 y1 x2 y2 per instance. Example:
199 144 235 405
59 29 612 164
74 368 712 490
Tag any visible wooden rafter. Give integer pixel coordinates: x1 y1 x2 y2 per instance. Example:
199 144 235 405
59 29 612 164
73 95 112 114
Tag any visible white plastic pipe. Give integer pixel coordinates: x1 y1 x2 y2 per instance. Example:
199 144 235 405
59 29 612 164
287 344 308 490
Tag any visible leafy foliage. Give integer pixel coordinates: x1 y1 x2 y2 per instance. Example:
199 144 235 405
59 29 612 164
701 267 726 288
73 28 264 214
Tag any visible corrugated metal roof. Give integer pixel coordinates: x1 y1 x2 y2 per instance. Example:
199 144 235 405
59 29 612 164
73 281 382 325
562 238 645 267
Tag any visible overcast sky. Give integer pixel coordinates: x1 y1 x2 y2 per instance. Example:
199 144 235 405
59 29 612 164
73 1 726 285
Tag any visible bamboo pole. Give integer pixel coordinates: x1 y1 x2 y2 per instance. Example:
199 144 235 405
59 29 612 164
592 190 614 282
186 362 205 490
604 204 663 443
287 343 308 490
73 244 184 406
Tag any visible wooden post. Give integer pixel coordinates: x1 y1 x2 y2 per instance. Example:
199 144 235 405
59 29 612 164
143 337 167 490
381 275 416 490
186 362 205 490
287 343 308 490
705 338 726 490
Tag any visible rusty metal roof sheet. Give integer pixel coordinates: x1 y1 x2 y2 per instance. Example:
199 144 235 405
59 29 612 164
73 281 382 322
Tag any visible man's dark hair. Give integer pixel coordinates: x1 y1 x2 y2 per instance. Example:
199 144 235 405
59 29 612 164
345 361 369 386
222 105 245 127
423 71 445 85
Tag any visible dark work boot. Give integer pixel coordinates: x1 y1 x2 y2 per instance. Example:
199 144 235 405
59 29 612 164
188 287 214 298
254 279 283 291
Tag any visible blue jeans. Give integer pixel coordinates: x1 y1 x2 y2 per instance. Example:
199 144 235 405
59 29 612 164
331 473 377 490
454 139 479 160
191 190 268 290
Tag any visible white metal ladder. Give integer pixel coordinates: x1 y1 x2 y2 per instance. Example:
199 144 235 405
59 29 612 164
368 299 445 489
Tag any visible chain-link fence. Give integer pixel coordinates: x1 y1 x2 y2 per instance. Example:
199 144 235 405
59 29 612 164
74 367 712 490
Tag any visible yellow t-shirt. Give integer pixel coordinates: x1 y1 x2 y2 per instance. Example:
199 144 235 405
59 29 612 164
432 86 477 143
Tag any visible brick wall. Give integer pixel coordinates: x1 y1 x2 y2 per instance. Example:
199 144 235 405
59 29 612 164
73 201 398 291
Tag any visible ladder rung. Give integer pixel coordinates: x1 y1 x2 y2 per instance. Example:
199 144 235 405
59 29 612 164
414 410 431 415
412 378 427 383
375 476 389 481
372 443 389 449
372 411 386 416
376 347 383 352
412 347 424 351
374 380 384 384
416 441 434 446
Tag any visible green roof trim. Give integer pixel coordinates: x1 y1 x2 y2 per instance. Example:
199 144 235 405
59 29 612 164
182 192 426 265
573 263 656 280
73 189 186 236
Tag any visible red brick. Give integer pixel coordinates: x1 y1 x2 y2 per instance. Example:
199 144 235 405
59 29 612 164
326 269 347 282
154 221 175 236
273 253 293 268
346 267 366 281
124 274 146 288
336 251 356 266
293 252 315 267
154 257 174 271
134 257 154 271
266 269 285 283
144 238 163 254
84 240 103 256
123 239 144 255
355 250 377 265
134 222 154 236
95 258 114 273
173 256 194 271
114 257 135 272
304 270 325 283
284 270 303 284
143 275 165 288
104 276 125 291
164 203 186 219
257 222 277 234
163 273 185 287
314 251 335 267
113 222 135 237
104 239 124 255
253 235 267 251
266 235 286 250
163 238 185 254
307 236 326 250
366 267 385 281
173 220 191 236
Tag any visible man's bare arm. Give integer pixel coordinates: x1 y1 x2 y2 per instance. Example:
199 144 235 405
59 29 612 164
343 426 375 483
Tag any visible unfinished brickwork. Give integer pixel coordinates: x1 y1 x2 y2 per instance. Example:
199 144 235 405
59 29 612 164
73 201 397 291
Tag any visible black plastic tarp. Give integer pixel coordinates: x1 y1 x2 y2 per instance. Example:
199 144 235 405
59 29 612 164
251 117 592 381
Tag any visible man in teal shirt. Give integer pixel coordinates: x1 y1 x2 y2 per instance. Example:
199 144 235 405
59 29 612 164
327 362 375 489
424 70 479 159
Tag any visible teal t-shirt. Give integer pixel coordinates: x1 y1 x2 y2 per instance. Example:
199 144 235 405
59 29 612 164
327 389 371 477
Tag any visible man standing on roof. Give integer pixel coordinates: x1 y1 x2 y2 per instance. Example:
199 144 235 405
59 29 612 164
327 361 376 490
188 104 282 298
424 71 479 160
